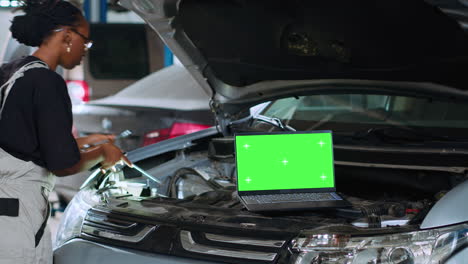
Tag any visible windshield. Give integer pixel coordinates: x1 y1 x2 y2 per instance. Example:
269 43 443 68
255 94 468 138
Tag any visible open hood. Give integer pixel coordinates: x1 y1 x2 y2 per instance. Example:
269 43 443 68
121 0 468 118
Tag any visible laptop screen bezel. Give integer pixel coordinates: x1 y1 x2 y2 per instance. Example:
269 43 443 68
235 130 337 196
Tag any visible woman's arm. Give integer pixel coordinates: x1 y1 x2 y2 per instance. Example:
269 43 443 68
52 142 131 176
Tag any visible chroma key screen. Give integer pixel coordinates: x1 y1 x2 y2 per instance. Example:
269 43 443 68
235 132 335 192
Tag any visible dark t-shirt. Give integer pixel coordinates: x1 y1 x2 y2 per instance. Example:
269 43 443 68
0 56 80 171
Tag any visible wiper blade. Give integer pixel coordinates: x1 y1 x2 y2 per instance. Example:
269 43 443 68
252 115 296 131
350 127 465 143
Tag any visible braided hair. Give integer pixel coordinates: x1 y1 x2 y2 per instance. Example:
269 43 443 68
10 0 83 47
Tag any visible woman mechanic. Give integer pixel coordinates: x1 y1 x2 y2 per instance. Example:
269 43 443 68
0 0 131 263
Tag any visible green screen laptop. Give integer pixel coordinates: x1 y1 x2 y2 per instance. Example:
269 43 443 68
235 130 350 212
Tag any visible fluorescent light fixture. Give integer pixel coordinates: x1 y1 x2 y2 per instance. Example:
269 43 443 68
0 0 10 7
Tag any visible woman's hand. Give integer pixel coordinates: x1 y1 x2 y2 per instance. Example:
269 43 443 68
53 139 131 176
76 134 115 149
87 134 115 143
100 143 132 170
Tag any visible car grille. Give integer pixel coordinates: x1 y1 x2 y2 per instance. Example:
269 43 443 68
82 209 157 243
180 230 283 261
80 207 291 263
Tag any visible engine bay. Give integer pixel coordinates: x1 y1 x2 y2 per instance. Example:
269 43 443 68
92 135 466 231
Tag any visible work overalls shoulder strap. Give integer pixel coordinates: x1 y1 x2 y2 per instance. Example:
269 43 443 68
0 60 49 119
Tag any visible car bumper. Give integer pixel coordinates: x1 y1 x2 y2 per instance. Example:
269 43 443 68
54 238 222 264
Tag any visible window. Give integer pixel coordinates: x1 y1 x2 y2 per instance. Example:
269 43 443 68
88 24 150 79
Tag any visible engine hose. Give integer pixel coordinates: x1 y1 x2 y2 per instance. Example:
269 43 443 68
168 167 223 198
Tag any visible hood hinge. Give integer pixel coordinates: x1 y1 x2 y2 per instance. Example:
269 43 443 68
210 99 232 136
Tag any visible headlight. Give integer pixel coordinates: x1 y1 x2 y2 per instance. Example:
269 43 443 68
291 223 467 264
53 188 100 249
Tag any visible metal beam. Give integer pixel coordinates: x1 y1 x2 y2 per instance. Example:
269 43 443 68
83 0 107 23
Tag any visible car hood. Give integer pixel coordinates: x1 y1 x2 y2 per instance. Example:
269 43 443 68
84 65 211 110
121 0 468 119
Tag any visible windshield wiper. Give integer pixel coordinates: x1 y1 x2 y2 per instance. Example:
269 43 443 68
251 115 296 131
348 127 467 143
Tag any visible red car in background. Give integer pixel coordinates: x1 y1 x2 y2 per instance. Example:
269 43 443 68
72 64 214 151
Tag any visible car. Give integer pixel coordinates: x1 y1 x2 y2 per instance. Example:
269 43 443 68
72 64 214 151
54 0 468 263
54 64 214 204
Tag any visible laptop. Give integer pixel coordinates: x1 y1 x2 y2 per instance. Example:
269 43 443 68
235 130 350 212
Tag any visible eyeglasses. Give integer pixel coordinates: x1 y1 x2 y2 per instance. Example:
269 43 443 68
54 28 93 50
70 28 93 50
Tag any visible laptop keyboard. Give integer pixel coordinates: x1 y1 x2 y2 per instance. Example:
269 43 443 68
242 192 342 204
